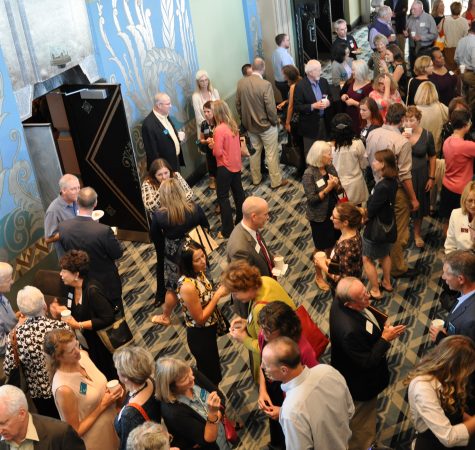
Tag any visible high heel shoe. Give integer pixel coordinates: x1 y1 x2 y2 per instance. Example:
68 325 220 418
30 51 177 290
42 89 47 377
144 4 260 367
315 277 330 291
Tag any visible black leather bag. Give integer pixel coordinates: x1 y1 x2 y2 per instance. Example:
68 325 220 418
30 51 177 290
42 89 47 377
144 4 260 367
280 135 304 170
96 303 134 353
366 215 397 244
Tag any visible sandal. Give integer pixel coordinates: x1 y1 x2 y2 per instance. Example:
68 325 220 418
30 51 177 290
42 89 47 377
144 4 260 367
379 282 394 293
151 314 171 326
315 277 330 292
414 237 425 248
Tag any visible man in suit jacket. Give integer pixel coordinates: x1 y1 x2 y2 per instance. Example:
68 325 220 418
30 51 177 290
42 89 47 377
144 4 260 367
384 0 408 52
330 277 405 450
227 196 274 317
58 187 123 305
293 59 334 156
0 385 85 450
236 57 287 189
141 92 185 171
431 250 475 344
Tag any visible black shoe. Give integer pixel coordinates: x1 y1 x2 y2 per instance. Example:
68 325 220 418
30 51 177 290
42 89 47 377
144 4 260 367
393 267 419 278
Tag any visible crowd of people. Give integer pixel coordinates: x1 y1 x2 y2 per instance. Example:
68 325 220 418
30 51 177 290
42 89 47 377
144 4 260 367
3 2 475 449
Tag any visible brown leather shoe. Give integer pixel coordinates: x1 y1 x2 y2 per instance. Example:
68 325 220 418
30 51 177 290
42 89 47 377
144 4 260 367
271 179 289 189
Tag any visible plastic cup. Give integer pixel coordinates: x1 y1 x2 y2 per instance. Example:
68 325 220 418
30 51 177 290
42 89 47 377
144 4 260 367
274 256 284 270
431 319 444 329
404 128 413 135
390 33 396 40
178 131 185 141
61 309 71 321
411 31 416 37
106 379 121 393
460 64 466 74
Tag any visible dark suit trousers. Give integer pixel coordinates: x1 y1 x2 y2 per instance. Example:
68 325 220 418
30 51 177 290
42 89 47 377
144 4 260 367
275 80 289 101
216 167 246 238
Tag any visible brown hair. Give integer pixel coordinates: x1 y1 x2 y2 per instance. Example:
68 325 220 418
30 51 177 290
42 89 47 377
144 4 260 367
282 65 301 85
360 97 383 127
450 1 462 15
211 100 239 136
335 203 363 229
44 329 77 379
258 301 301 342
60 250 89 278
375 149 398 178
146 158 174 187
405 105 422 121
221 260 263 292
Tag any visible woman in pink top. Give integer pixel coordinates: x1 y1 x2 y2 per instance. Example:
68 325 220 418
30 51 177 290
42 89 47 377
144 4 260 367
211 100 246 238
369 73 402 122
440 109 475 234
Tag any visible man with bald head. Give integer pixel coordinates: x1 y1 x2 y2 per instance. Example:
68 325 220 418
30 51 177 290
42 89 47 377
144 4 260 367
236 57 287 189
44 174 80 257
141 92 185 170
293 59 333 155
261 336 354 450
330 277 405 450
58 187 123 305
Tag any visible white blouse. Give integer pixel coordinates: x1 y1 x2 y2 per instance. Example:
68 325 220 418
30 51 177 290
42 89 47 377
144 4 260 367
192 88 220 135
445 208 472 254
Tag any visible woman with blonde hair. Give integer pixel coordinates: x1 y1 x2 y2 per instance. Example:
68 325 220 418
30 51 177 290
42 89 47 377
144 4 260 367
369 73 402 121
368 34 389 78
150 178 209 326
211 99 246 238
44 329 121 450
406 55 434 105
407 335 475 449
113 346 161 450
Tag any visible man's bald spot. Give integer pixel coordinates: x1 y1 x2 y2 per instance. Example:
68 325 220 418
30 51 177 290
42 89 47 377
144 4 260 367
154 92 170 105
264 336 300 366
242 196 268 218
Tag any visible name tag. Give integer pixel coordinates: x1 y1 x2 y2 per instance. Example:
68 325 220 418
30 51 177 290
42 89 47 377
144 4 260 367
447 321 456 335
79 382 88 395
67 292 73 309
366 320 374 334
316 178 325 188
255 243 261 253
420 22 425 27
449 71 455 76
247 312 253 324
461 228 469 233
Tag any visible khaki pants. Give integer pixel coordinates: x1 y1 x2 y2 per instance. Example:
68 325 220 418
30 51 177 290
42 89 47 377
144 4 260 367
390 187 411 276
349 397 378 450
248 126 282 188
462 70 475 106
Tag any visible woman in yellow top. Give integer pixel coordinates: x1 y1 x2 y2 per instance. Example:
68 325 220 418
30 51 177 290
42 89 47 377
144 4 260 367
221 260 295 382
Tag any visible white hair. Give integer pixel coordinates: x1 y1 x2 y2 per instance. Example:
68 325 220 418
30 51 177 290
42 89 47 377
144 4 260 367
0 262 13 285
304 59 321 74
306 141 332 167
334 19 346 31
378 5 392 17
126 422 170 450
0 385 28 415
17 286 46 317
154 92 170 106
352 60 370 82
59 174 79 191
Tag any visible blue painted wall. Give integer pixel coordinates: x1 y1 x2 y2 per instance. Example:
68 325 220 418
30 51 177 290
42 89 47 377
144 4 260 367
242 0 264 61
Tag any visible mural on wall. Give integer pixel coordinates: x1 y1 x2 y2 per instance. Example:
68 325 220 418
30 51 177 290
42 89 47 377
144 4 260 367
0 51 43 262
242 0 264 61
88 1 199 143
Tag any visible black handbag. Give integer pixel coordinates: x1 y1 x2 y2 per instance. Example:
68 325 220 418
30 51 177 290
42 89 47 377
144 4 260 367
366 215 397 244
96 301 134 353
214 307 230 337
280 135 304 170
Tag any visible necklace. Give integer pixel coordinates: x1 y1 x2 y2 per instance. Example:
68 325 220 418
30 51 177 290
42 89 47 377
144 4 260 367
129 382 147 399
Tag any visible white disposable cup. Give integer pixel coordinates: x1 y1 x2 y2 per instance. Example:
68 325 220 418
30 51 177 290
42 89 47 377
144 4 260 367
106 379 120 393
460 64 466 74
431 319 444 329
390 33 396 40
61 309 71 321
274 256 284 270
411 31 416 37
178 131 185 141
404 127 413 135
111 226 118 235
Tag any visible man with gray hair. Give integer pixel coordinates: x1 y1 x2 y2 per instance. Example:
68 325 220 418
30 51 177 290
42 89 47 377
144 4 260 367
58 187 123 305
0 384 85 449
3 287 69 417
406 0 438 68
141 92 185 171
126 421 177 450
236 57 288 189
0 262 17 385
293 59 333 155
331 19 361 60
368 5 396 49
44 174 80 258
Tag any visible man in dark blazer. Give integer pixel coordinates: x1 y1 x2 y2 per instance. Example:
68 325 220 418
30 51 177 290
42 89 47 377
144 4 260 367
58 187 123 305
0 385 85 450
141 92 185 171
431 250 475 344
227 196 274 316
293 59 334 156
384 0 408 52
330 277 405 450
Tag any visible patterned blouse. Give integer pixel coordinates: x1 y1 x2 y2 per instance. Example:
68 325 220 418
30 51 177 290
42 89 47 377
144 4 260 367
4 316 69 398
141 172 193 213
331 233 363 280
177 273 218 328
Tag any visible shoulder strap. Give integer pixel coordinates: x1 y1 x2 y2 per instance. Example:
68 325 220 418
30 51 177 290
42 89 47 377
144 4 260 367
127 403 150 421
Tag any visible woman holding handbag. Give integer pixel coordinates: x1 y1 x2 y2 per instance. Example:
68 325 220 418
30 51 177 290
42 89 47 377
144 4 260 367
362 149 398 300
176 240 229 386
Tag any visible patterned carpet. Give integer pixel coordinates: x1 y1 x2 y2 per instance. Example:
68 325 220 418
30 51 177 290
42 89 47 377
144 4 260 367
118 155 447 449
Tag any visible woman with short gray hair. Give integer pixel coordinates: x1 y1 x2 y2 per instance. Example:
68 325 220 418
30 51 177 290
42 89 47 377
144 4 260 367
3 285 69 418
126 422 174 450
113 346 161 450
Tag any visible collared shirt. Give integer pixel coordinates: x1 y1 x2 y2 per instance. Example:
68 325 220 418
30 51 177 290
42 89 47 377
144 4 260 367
153 110 180 156
365 124 412 183
0 294 17 357
44 195 77 238
455 34 475 71
2 413 39 449
452 288 475 313
408 376 470 447
279 365 354 450
272 47 295 82
309 80 324 117
369 18 394 48
241 221 258 243
407 11 438 47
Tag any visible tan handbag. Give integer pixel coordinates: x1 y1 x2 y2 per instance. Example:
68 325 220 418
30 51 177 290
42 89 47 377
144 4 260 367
188 225 219 256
